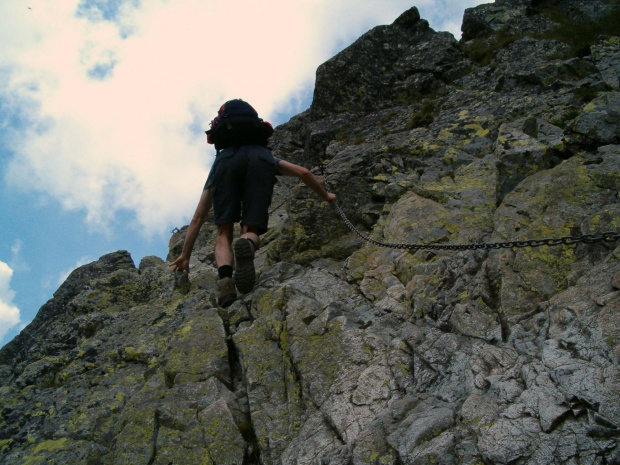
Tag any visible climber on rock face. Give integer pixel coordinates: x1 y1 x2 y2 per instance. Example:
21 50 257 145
169 99 336 308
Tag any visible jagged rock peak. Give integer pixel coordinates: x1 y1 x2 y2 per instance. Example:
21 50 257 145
392 6 421 30
311 6 435 121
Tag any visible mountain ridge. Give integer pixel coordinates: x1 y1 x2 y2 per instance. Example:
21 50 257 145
1 1 619 463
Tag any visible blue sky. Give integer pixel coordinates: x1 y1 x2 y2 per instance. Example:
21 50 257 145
0 0 487 347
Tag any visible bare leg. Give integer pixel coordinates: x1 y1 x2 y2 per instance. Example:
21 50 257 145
215 223 234 267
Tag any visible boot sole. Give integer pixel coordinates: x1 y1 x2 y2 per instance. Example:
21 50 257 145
234 239 255 294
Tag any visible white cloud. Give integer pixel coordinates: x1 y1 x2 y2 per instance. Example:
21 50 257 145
10 240 22 256
0 261 21 344
1 0 486 238
8 239 30 272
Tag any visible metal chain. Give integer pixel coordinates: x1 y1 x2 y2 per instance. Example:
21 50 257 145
319 164 620 251
332 202 619 251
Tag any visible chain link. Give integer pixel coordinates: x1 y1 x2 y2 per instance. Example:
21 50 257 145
332 202 619 251
319 164 620 251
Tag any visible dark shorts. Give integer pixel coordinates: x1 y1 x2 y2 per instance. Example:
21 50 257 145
204 145 277 234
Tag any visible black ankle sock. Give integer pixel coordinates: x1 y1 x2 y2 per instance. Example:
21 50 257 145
246 238 256 249
218 265 233 279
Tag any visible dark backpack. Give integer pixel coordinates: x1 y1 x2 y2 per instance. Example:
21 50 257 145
205 99 274 150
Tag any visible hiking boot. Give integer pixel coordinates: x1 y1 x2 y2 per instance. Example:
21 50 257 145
234 238 256 294
218 277 237 308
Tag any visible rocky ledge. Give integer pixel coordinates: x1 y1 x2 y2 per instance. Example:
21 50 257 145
1 1 619 464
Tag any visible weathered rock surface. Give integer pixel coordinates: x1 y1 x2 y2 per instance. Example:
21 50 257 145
1 1 619 464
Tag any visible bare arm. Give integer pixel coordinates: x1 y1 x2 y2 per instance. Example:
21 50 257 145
169 188 213 275
276 160 336 203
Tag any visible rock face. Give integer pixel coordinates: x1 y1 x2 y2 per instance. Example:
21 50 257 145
1 1 619 464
